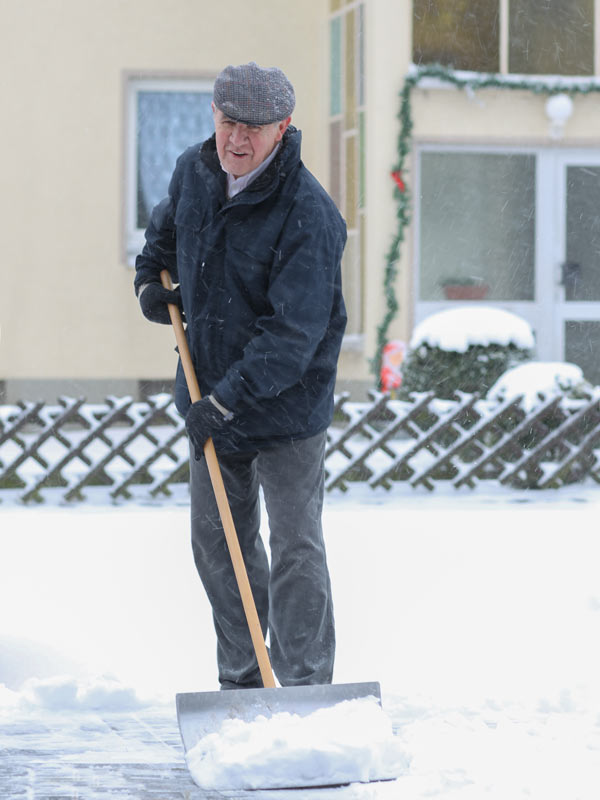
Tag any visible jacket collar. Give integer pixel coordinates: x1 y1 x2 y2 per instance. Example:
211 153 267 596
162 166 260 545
199 127 301 204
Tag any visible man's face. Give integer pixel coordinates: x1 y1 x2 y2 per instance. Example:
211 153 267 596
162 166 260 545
212 105 291 178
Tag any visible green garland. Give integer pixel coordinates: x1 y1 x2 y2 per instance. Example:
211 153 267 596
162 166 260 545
372 63 600 386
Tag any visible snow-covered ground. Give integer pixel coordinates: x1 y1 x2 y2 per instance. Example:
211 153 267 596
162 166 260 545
1 484 600 797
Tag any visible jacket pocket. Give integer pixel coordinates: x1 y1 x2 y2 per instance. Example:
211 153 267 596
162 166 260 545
224 241 273 316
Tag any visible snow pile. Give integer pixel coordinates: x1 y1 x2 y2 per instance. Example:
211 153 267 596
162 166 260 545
0 634 84 690
410 306 535 353
0 683 19 710
186 696 408 790
1 675 148 712
487 361 591 411
393 702 600 800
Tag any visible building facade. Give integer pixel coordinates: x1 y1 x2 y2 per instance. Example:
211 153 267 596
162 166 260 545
1 0 600 402
407 0 600 388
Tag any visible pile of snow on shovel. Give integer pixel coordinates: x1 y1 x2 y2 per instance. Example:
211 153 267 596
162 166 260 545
186 695 408 790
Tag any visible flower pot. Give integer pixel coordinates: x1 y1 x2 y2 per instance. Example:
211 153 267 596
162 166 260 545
443 284 489 300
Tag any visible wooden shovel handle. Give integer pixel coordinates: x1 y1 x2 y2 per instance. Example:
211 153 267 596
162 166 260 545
160 269 276 689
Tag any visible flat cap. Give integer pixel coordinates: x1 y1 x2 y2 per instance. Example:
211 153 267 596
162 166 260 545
213 62 295 125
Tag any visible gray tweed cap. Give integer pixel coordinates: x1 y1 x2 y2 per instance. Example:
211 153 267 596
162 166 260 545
213 62 295 125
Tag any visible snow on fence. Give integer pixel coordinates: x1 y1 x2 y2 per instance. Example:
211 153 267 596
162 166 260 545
1 390 600 503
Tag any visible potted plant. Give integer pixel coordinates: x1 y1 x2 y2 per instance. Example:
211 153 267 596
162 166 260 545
440 276 489 300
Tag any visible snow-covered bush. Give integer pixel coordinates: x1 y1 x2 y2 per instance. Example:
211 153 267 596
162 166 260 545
486 362 598 486
399 307 535 400
487 361 594 412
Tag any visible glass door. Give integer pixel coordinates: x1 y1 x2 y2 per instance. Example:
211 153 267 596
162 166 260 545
555 155 600 385
415 146 546 357
415 146 600 386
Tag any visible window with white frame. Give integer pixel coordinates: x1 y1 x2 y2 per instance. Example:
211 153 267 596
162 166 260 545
413 0 597 75
125 77 214 264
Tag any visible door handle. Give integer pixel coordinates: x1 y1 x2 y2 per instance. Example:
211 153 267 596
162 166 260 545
560 261 581 287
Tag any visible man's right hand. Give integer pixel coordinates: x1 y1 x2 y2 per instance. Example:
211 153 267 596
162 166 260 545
185 396 230 459
138 281 184 324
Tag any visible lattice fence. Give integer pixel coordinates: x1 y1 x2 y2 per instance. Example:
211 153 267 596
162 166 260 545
2 390 600 503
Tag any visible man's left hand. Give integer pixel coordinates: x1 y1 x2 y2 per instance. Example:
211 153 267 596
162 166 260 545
185 397 230 459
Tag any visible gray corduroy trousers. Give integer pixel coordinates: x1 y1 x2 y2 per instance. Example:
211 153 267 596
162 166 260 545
189 431 335 688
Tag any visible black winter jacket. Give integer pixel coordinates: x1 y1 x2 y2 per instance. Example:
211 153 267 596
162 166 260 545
134 127 347 453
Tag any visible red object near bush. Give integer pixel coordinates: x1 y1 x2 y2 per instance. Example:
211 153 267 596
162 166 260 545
380 340 406 392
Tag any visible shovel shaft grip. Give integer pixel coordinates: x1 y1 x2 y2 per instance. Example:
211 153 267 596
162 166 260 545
160 270 276 689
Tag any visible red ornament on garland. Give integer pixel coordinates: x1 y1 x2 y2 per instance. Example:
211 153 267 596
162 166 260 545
391 169 406 192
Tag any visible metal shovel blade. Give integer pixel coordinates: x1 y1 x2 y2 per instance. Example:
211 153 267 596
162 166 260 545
176 680 381 755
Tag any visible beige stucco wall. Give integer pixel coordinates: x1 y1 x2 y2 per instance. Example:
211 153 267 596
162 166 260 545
412 85 600 144
0 0 327 399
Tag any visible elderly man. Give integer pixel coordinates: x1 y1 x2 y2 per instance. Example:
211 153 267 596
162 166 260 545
134 62 347 690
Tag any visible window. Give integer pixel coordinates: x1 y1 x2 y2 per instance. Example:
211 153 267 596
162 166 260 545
413 0 500 72
509 0 594 75
125 77 214 264
413 0 596 75
565 165 600 302
565 321 600 384
418 151 536 302
329 1 366 337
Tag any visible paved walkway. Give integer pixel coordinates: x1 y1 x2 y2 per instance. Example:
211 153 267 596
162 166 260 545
0 706 353 799
0 706 244 799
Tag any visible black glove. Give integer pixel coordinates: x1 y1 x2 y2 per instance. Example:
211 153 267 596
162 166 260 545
138 281 184 324
185 397 230 459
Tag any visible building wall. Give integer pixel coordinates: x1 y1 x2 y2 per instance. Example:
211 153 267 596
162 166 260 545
7 1 597 403
330 0 413 398
362 0 412 387
0 0 327 401
354 1 600 393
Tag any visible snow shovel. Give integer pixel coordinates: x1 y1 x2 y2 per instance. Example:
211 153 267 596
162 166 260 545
160 270 382 782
